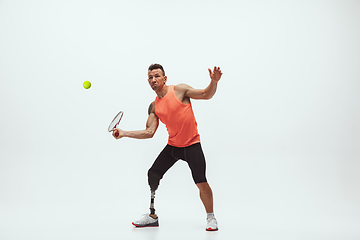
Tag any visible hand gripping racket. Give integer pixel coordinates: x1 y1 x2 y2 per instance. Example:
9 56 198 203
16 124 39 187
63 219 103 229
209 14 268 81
108 111 123 137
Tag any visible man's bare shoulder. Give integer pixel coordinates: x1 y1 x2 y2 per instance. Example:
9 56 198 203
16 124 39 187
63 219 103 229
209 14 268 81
174 83 193 93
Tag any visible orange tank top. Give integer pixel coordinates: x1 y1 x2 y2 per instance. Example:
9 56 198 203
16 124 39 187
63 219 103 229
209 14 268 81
155 85 200 147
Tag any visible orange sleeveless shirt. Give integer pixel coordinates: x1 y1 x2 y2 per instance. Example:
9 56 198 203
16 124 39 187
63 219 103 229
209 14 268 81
155 85 201 147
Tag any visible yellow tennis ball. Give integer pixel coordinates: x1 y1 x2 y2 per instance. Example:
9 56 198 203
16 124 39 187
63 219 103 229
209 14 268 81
83 81 91 89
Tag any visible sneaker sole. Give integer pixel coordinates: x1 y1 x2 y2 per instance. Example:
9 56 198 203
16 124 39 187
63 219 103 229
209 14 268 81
132 222 159 228
206 227 218 231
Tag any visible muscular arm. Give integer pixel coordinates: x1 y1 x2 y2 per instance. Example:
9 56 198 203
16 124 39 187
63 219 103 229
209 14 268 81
113 102 159 139
181 66 223 100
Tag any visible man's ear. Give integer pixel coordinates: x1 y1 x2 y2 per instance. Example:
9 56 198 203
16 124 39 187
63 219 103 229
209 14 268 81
164 76 167 83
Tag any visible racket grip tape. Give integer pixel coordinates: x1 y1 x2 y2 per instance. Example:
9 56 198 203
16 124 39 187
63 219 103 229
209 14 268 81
114 131 119 137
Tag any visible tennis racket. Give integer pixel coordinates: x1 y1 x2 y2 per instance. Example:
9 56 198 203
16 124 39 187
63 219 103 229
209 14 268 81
108 111 123 137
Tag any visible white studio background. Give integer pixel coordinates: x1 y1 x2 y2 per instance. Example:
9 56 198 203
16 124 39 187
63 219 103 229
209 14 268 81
0 0 359 239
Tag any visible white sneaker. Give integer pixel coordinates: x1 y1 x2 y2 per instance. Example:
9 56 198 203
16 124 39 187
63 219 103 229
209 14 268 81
132 213 159 227
206 216 218 231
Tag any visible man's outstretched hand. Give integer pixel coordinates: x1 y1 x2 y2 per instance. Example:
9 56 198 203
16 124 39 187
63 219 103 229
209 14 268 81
208 66 223 82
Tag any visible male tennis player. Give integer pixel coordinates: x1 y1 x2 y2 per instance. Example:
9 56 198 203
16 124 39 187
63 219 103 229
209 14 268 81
113 63 222 231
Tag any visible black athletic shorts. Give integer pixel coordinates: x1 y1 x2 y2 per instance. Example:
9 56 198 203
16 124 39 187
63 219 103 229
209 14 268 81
149 143 207 184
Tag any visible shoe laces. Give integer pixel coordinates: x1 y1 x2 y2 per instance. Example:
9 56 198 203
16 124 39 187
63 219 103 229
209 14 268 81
139 214 156 224
207 216 217 223
138 214 150 221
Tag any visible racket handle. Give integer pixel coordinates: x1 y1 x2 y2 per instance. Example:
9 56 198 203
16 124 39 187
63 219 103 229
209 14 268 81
114 131 119 137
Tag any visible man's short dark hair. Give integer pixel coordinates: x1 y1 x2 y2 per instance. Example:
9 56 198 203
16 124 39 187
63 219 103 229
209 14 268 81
148 63 165 76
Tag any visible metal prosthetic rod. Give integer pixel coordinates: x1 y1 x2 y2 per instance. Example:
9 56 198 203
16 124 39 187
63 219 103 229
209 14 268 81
148 171 161 216
150 190 156 215
148 171 161 215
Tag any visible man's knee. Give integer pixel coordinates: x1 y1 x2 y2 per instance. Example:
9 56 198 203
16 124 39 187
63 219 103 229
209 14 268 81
148 170 162 191
196 182 212 193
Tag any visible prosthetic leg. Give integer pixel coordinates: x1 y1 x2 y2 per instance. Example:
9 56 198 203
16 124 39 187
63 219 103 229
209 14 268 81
150 190 156 215
131 170 161 227
148 170 161 216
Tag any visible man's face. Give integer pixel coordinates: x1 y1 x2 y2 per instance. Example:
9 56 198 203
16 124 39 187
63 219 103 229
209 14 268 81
148 69 167 91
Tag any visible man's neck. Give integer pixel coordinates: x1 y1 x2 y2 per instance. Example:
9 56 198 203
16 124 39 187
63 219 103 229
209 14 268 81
156 85 169 99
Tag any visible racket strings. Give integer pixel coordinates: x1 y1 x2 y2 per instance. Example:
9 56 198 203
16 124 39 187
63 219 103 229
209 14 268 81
108 111 123 132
